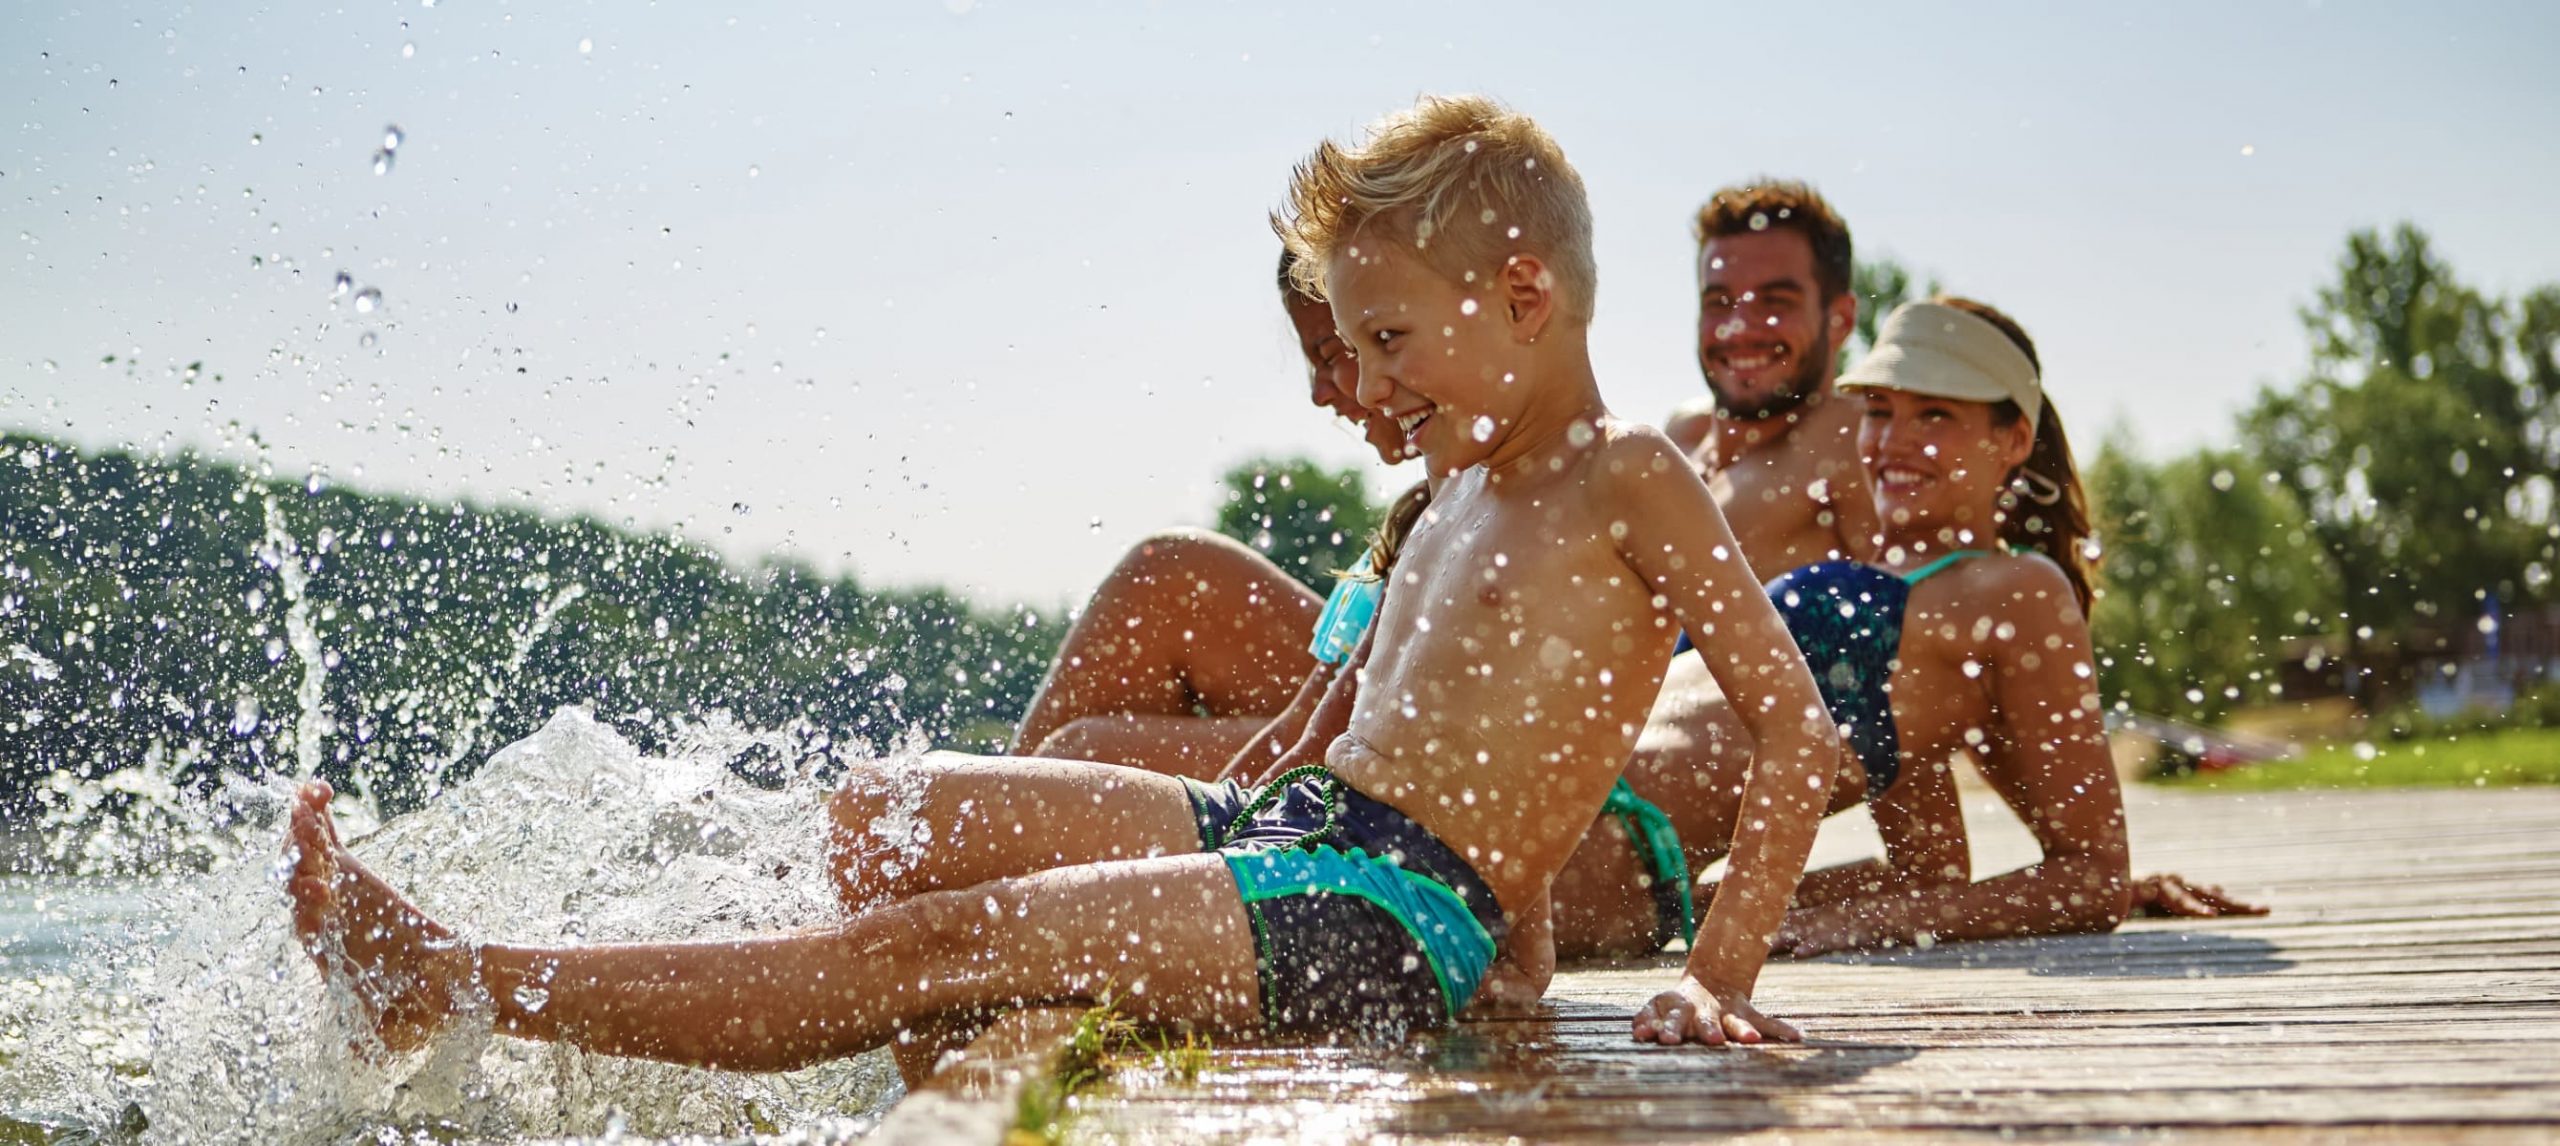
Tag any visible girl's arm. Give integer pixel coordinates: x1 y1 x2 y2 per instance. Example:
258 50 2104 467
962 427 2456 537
1774 561 2131 956
1240 621 1375 788
1213 663 1337 782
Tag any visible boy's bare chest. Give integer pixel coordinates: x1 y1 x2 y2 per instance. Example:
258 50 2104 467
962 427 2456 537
1392 490 1637 650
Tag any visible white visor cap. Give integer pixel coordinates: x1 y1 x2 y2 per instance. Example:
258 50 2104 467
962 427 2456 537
1838 300 2041 428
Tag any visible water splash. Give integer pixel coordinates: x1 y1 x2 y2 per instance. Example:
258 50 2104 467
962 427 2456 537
418 581 590 800
261 493 332 788
9 709 904 1144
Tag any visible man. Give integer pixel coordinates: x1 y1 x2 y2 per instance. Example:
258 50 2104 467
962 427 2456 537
1664 179 1878 572
1545 180 1883 957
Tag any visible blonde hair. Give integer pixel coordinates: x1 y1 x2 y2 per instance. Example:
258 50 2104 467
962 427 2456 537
1273 94 1597 324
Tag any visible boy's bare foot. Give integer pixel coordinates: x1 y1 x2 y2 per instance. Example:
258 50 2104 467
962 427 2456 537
285 780 475 1053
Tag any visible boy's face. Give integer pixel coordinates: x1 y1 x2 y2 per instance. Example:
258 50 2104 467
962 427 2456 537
1287 293 1407 465
1696 230 1848 420
1324 243 1526 473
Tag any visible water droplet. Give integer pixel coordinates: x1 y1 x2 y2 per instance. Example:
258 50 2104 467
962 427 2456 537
358 330 378 348
371 148 394 175
747 164 761 178
578 37 593 54
353 287 381 314
248 132 262 146
330 271 352 298
1459 298 1479 316
401 41 416 58
1088 516 1103 533
1566 421 1596 448
731 502 751 516
512 985 550 1012
1471 415 1495 442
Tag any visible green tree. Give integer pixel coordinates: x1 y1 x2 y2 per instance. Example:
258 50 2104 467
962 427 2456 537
2088 434 2341 722
1213 456 1383 594
1845 256 1943 365
2241 225 2560 670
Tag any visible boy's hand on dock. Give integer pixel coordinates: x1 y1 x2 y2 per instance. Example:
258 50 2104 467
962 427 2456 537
1631 975 1800 1047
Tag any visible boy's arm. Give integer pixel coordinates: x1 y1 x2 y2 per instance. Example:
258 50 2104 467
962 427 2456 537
1601 431 1841 1046
1774 563 2133 956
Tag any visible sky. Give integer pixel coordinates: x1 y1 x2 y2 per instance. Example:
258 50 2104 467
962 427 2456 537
6 1 2557 606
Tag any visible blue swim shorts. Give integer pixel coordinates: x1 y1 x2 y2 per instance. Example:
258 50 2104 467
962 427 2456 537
1181 767 1506 1035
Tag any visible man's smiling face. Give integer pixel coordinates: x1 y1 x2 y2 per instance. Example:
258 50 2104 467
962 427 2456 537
1695 229 1840 421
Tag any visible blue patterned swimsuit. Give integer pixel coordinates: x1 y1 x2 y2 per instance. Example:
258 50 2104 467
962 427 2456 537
1749 548 2013 797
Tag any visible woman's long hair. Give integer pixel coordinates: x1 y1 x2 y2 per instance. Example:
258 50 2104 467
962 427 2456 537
1364 480 1432 577
1934 296 2096 613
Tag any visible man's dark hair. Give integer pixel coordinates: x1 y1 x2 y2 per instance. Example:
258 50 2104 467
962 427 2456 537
1692 179 1853 301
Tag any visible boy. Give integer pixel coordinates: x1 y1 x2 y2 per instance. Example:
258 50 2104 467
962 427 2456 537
283 94 1840 1069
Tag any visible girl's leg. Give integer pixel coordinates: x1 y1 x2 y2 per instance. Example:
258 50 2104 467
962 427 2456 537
1012 530 1323 762
825 754 1209 911
1033 713 1273 781
286 782 1261 1074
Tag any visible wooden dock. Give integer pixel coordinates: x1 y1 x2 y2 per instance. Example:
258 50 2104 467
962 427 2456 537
887 784 2560 1142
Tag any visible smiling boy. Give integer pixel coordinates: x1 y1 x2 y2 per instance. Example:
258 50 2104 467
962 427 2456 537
281 94 1840 1067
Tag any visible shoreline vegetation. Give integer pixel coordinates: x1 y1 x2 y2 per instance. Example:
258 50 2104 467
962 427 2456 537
2160 726 2560 791
0 429 1069 822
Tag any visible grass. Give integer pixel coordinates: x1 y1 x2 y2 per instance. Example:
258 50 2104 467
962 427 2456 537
2162 726 2560 791
1006 995 1212 1146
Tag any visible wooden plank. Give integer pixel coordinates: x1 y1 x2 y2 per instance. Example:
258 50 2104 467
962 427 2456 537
1038 787 2560 1141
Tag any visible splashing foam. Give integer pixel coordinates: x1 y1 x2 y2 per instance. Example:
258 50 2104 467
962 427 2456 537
8 708 917 1143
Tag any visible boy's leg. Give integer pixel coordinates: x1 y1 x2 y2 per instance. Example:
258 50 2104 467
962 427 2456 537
287 782 1261 1074
1011 530 1322 757
826 754 1212 911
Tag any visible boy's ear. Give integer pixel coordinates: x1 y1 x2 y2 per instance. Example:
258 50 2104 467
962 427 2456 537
1497 254 1556 342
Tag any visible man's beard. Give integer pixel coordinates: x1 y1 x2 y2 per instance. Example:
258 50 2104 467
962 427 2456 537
1703 333 1832 422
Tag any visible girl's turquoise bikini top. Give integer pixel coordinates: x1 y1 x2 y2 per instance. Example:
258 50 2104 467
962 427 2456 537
1307 553 1384 666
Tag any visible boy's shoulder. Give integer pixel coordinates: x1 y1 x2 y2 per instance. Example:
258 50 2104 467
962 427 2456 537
1588 416 1688 476
1582 419 1717 523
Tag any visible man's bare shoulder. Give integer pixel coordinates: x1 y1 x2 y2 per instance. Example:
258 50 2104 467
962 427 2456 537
1794 390 1867 463
1663 396 1719 456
